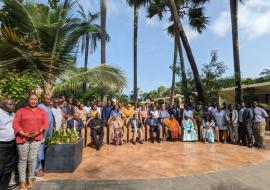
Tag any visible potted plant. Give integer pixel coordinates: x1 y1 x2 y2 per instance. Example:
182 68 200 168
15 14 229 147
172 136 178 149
44 128 83 173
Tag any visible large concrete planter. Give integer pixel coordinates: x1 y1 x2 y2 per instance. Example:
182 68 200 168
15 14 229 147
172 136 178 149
45 138 83 173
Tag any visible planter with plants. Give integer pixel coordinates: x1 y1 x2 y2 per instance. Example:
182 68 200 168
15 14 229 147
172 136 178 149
44 128 83 173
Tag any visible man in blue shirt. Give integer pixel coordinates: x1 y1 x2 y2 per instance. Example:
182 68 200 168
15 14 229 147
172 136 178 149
145 112 161 143
102 101 112 121
36 94 54 177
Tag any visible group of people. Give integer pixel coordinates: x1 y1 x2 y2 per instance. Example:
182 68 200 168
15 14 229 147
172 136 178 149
0 89 269 190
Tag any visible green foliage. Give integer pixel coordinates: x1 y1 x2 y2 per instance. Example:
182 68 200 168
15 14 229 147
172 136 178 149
0 70 40 102
202 50 227 104
46 128 80 147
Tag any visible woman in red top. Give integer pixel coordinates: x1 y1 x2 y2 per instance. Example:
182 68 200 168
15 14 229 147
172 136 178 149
13 93 48 190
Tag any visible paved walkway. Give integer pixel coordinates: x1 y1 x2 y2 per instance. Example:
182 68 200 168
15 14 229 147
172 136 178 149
33 160 270 190
32 133 270 190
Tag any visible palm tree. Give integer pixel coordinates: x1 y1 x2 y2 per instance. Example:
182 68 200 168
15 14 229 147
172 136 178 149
148 0 208 105
56 64 127 94
166 0 208 105
169 28 178 106
0 0 125 95
230 0 244 105
126 0 151 107
100 0 107 64
77 3 109 92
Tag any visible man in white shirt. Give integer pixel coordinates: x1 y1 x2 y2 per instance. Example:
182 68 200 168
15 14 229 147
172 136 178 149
84 101 91 118
51 99 63 129
252 101 269 149
0 98 16 190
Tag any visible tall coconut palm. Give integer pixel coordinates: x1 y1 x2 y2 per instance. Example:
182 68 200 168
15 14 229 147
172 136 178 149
148 0 208 105
77 3 109 92
0 0 124 94
230 0 244 105
169 28 178 106
166 0 208 105
100 0 107 64
126 0 151 107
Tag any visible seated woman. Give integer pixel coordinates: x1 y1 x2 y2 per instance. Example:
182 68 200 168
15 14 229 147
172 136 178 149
164 114 180 142
202 113 215 143
182 113 197 142
108 115 124 145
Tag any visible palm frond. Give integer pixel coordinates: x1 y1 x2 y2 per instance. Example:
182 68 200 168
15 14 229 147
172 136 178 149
56 64 127 91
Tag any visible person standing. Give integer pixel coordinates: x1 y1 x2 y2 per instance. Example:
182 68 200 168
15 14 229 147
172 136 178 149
84 101 91 119
225 104 239 144
13 93 48 190
35 94 54 177
62 98 75 120
102 101 112 121
51 98 64 130
214 105 227 143
77 104 87 125
89 113 106 151
252 102 268 149
0 98 16 190
239 102 253 148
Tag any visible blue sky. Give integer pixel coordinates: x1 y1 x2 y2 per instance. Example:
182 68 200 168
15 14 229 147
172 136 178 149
30 0 270 94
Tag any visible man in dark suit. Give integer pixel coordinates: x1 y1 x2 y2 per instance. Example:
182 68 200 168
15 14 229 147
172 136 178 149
88 113 106 151
67 112 84 136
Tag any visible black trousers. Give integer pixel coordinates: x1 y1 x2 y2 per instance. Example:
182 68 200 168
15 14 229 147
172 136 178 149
150 126 160 142
0 140 17 190
91 128 104 148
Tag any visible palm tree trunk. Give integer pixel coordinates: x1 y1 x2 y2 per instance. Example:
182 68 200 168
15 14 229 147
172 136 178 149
83 34 90 92
100 0 107 101
100 0 107 64
176 34 190 105
169 35 177 106
168 0 205 105
230 0 243 106
133 5 139 108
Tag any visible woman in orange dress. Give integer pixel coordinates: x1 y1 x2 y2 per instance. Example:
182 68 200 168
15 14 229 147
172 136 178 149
164 114 180 141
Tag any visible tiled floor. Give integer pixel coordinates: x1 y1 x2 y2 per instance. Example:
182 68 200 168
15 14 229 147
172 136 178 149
42 134 270 181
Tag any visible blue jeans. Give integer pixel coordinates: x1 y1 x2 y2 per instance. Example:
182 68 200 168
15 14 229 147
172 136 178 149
35 141 45 172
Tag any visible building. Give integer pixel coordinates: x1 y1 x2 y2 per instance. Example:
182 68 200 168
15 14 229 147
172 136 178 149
219 81 270 106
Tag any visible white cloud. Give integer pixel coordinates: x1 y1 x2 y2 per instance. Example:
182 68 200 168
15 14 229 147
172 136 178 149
210 11 231 37
210 0 270 40
145 17 160 26
184 26 200 41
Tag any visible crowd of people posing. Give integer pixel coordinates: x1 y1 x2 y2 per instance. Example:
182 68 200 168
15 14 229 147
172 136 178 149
0 89 269 190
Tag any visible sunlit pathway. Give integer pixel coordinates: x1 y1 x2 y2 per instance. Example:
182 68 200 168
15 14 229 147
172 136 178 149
31 132 270 190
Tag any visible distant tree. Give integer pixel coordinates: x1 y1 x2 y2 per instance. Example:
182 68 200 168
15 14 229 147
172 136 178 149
260 68 270 79
202 50 227 104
